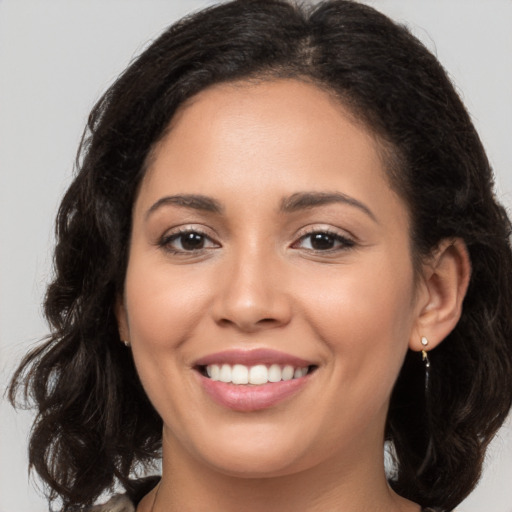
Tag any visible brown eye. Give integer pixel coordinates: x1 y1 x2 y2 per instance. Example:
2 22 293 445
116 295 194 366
161 230 219 253
178 232 206 250
310 233 336 250
295 231 355 252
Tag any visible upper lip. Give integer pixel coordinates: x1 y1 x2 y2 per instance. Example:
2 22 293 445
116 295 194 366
194 348 315 368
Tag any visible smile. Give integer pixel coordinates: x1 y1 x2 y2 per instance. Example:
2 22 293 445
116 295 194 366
203 363 311 385
194 349 317 411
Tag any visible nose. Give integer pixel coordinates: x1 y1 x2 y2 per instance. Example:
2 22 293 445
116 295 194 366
211 250 292 333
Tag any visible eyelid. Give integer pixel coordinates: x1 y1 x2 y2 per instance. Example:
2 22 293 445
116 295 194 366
158 225 221 254
291 226 356 252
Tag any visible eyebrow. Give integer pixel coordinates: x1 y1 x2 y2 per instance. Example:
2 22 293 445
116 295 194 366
145 191 376 223
145 194 223 219
280 192 377 222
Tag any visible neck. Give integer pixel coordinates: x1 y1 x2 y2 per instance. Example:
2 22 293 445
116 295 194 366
141 428 420 512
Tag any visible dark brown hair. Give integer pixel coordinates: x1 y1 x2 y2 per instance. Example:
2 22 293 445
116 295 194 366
9 1 512 511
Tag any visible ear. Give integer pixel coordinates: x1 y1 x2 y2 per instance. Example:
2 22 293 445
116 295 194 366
409 239 471 352
115 295 130 344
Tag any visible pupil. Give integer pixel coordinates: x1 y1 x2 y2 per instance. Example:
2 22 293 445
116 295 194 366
311 233 334 250
181 233 204 250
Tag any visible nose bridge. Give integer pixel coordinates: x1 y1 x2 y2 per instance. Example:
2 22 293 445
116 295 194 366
213 239 291 331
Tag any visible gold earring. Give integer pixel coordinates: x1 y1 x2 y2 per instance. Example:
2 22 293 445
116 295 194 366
420 336 429 367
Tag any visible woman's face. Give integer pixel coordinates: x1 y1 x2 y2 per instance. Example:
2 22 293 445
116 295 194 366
118 79 424 477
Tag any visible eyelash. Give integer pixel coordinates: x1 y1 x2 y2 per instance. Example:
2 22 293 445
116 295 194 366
159 228 219 255
292 228 356 253
158 228 356 255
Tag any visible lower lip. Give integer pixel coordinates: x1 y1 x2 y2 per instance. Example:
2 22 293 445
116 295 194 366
199 374 310 412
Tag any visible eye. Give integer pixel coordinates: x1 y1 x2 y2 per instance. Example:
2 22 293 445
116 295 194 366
160 229 219 253
294 230 355 252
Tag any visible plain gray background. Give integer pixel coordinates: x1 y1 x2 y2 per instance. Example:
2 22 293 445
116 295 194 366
1 1 511 511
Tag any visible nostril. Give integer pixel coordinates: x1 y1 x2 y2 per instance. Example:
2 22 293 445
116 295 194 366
217 316 283 332
258 318 279 324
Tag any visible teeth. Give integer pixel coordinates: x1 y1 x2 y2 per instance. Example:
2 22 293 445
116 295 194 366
210 364 220 381
268 364 281 382
206 363 310 385
231 364 249 384
282 365 294 381
249 364 268 385
219 364 231 383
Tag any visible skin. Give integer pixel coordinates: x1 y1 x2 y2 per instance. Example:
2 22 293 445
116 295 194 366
117 79 470 512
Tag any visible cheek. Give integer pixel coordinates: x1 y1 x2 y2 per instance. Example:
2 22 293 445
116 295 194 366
302 254 414 330
124 259 213 349
122 257 217 425
295 253 416 389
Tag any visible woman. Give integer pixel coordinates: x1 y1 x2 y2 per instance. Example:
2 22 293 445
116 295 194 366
8 1 512 511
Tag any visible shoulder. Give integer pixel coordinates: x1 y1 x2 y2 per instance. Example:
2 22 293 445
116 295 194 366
87 494 135 512
86 476 159 511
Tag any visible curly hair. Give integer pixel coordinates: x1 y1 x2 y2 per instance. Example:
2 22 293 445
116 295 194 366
9 1 512 511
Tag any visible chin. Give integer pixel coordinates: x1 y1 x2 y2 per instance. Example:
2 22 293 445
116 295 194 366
204 451 307 479
185 424 316 478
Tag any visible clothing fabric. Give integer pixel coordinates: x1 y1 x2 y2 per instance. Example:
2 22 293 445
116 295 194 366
88 494 135 512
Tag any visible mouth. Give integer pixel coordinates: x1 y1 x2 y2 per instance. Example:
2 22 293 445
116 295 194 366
193 349 318 411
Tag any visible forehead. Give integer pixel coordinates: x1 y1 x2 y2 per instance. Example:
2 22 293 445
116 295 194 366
138 79 406 227
144 80 384 180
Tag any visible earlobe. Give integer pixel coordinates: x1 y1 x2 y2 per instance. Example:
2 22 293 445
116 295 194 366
115 295 130 344
410 239 471 352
